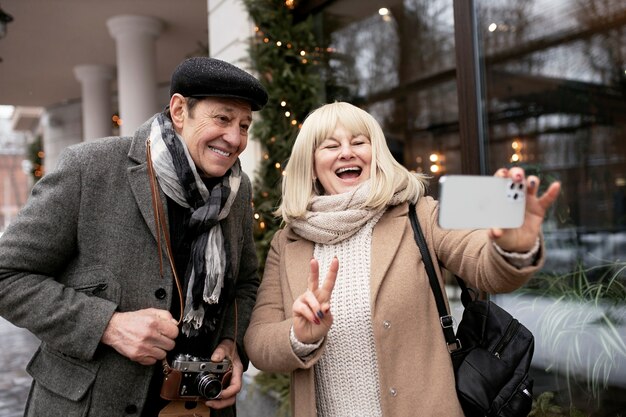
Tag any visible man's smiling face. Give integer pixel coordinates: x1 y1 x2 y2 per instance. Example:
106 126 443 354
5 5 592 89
177 96 252 178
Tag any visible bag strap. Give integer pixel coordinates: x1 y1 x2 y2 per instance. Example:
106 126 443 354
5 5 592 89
408 203 461 353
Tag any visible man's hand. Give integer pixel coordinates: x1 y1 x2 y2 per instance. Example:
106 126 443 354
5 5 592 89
205 338 242 409
101 308 178 365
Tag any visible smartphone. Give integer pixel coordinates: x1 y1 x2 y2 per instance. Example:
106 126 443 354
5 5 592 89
437 175 525 229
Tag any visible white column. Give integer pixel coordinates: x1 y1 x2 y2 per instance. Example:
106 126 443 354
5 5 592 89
73 64 115 141
208 0 260 180
106 15 163 136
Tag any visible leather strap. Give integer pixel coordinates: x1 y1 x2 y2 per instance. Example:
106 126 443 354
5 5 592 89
408 203 461 352
145 138 239 374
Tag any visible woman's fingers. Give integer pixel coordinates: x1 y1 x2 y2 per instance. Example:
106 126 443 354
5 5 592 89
293 291 322 325
494 166 524 182
320 257 338 295
307 258 320 292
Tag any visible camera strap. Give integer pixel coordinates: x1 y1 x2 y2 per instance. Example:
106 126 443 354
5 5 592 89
147 138 185 375
146 138 238 376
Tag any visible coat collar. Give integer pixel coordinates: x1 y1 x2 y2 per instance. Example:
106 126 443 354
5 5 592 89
370 203 409 305
283 203 410 306
126 115 163 242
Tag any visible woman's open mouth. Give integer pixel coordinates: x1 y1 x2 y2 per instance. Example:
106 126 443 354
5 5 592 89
336 166 362 180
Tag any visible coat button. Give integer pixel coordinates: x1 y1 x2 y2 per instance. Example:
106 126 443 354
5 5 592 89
389 387 398 397
155 288 167 300
125 404 138 414
383 320 391 329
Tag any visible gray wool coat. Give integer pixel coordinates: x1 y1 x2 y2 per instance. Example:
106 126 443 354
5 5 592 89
0 116 259 417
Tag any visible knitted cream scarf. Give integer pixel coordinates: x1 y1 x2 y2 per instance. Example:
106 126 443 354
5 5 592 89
290 181 404 244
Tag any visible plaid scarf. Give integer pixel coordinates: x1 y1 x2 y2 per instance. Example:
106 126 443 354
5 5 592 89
149 113 241 336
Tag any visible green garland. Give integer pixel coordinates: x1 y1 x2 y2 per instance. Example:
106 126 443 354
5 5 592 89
243 0 326 270
27 134 44 183
242 1 328 413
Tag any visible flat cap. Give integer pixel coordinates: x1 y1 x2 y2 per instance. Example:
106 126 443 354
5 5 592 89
170 57 268 111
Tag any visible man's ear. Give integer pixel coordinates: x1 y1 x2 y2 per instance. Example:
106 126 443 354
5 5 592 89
169 94 186 130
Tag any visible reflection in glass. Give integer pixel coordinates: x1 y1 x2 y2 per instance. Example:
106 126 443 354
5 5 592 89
477 0 626 415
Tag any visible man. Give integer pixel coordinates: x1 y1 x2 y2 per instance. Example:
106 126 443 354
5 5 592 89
0 57 268 416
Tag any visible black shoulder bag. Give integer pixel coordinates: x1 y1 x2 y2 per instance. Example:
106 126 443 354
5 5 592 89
409 204 534 417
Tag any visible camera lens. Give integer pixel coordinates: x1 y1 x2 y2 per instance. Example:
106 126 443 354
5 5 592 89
196 372 222 399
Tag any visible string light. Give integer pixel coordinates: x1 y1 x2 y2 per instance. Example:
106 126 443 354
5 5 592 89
511 139 523 162
429 153 444 174
253 25 326 68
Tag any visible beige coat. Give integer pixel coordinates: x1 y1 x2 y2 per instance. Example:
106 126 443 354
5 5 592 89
244 198 543 417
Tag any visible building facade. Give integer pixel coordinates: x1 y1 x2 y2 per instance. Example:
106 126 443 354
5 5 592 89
3 0 624 414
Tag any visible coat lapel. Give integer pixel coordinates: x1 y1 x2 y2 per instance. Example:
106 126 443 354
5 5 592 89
126 117 164 243
284 236 315 303
370 203 409 306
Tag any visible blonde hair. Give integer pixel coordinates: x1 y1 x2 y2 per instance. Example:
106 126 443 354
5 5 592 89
277 102 428 223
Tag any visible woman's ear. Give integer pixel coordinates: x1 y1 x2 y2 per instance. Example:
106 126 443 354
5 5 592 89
169 93 186 129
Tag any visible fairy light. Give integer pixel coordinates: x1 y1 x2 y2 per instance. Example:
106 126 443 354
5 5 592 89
511 139 523 162
280 101 287 107
428 152 444 173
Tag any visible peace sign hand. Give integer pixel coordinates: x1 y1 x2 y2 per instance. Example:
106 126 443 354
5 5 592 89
292 257 338 344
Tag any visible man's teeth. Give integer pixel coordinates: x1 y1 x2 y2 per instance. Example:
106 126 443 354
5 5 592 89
209 147 230 157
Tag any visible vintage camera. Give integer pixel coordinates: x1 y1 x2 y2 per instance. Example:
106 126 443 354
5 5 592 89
160 354 232 401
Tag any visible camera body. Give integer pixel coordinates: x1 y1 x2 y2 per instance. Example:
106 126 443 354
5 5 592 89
160 354 232 401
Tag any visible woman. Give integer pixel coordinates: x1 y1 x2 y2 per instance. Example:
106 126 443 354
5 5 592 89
244 102 560 416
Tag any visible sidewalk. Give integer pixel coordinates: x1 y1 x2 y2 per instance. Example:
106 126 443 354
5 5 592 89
0 317 38 417
0 317 278 417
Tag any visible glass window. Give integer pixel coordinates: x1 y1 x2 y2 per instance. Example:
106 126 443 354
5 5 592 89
321 0 458 193
477 0 626 414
